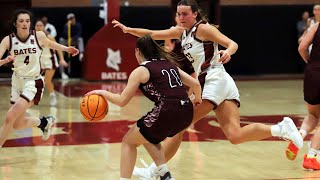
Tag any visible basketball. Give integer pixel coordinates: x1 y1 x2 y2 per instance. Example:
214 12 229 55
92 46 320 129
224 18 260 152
80 94 108 121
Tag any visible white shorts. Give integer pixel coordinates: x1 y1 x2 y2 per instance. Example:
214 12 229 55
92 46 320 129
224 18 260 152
41 55 58 70
11 73 45 105
200 67 240 108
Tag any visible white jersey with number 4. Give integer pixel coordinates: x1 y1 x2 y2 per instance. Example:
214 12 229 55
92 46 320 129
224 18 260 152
9 30 43 78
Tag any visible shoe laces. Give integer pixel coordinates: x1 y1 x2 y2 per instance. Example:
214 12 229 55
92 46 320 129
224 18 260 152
278 123 291 141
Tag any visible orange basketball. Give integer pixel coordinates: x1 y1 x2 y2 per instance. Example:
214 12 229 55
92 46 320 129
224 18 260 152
80 94 108 121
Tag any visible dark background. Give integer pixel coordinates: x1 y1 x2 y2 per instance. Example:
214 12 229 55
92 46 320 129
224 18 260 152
0 3 313 76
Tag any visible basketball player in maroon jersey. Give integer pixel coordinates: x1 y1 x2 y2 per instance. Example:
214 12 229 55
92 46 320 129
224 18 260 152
112 0 303 178
0 9 78 148
286 4 320 161
85 34 201 180
288 22 320 170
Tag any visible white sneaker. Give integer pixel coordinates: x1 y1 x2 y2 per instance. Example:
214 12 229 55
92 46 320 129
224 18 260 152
41 116 56 140
133 159 159 180
61 72 69 80
279 117 303 149
50 94 57 106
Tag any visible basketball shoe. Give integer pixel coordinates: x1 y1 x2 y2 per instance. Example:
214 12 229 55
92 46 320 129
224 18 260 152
133 159 159 180
278 117 303 149
160 172 175 180
303 155 320 170
286 140 300 161
39 116 56 140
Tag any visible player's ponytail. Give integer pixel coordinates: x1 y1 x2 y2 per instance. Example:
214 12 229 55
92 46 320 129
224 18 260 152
136 34 178 66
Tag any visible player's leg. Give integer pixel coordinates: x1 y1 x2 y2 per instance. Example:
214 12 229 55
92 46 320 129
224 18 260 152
44 69 57 106
121 124 174 179
144 143 175 180
0 98 30 147
14 77 56 140
215 100 303 148
302 104 320 170
162 100 213 161
286 114 317 160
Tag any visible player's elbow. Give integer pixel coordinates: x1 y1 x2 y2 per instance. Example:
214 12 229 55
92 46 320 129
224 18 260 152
118 99 129 107
232 41 238 52
298 44 307 53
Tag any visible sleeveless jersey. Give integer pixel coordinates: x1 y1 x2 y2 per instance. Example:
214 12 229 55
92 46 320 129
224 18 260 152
171 39 195 75
181 20 221 75
9 30 42 78
139 59 188 104
309 17 317 31
310 24 320 61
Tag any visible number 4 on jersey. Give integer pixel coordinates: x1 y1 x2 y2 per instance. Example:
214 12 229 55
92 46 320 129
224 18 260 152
24 56 29 65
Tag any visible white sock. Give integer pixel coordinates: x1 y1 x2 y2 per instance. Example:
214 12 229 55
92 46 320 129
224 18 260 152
299 129 307 139
307 148 318 158
271 124 281 137
150 162 158 175
120 178 130 180
157 164 169 177
50 92 56 96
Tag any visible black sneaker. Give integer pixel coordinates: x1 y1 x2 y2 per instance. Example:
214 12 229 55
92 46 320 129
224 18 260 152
40 116 55 140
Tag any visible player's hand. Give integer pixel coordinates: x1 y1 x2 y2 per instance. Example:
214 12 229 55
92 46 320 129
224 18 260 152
59 59 69 68
218 50 231 64
66 46 79 57
112 19 129 33
4 55 15 64
190 94 202 106
85 90 105 97
193 97 202 106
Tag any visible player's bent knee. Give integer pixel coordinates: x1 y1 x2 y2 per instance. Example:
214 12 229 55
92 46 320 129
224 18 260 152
225 131 242 145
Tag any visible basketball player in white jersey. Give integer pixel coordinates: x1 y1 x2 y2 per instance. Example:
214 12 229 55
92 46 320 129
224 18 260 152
113 0 303 178
35 19 68 106
0 9 79 148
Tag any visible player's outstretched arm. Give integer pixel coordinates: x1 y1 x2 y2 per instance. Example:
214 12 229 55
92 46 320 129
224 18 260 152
36 31 79 57
86 66 149 107
47 35 68 67
112 19 183 40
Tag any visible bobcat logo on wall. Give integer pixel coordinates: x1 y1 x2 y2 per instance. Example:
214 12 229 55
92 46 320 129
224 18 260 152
106 48 121 71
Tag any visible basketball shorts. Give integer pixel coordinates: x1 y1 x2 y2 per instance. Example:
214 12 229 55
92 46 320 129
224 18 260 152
304 61 320 105
137 99 193 144
199 67 240 109
41 55 58 70
11 73 45 105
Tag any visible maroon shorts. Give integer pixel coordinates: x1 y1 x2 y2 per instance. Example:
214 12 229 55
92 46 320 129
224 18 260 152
304 61 320 105
137 99 193 144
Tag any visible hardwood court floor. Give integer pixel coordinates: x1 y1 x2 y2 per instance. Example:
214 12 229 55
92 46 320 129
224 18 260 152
0 77 318 180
